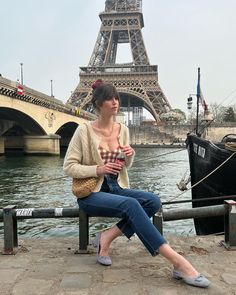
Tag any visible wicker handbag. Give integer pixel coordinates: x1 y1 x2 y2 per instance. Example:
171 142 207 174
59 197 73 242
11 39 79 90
72 177 97 198
71 123 98 198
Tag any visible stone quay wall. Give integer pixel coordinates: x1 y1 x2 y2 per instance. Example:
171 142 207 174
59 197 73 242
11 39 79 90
129 124 236 145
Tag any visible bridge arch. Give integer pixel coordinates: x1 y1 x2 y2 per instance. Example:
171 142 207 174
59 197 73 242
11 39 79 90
0 107 46 136
55 122 79 150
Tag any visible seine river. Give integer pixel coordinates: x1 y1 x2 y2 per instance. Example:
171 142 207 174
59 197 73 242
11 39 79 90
0 147 195 238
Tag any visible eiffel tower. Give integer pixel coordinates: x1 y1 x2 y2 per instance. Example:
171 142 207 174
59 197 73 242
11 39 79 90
68 0 172 122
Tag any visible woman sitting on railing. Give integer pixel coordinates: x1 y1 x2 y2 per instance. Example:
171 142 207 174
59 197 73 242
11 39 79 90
63 79 210 288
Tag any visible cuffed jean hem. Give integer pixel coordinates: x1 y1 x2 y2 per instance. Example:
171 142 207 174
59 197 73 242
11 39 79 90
115 216 167 257
152 242 168 257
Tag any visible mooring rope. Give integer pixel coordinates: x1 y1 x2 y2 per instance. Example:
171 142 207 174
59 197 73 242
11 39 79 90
132 147 186 164
168 150 236 202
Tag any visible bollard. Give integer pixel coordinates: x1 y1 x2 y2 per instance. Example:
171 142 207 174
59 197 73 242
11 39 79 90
3 205 18 255
223 200 236 250
153 208 163 235
78 209 89 253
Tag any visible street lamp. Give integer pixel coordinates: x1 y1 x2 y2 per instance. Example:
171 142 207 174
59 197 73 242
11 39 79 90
187 93 200 135
187 68 201 136
187 96 193 110
20 63 23 85
50 80 54 97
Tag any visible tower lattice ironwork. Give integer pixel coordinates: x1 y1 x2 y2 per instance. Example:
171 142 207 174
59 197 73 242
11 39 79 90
68 0 172 122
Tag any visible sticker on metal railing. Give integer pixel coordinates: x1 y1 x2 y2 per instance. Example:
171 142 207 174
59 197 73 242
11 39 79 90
55 208 63 216
16 208 34 216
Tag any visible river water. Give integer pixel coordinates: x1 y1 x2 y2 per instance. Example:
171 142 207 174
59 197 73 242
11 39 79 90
0 147 195 238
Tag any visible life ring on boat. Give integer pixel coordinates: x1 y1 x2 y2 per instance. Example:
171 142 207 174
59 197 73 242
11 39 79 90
221 134 236 143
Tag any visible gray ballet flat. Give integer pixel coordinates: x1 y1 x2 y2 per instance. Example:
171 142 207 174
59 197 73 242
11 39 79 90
97 255 112 266
92 232 112 266
172 269 210 288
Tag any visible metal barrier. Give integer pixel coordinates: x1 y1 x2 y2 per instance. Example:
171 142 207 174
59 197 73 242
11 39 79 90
0 206 87 255
1 200 236 255
223 200 236 249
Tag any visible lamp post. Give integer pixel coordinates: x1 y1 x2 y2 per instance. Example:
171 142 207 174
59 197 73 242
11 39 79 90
20 63 23 85
50 80 54 97
187 68 201 136
187 93 200 135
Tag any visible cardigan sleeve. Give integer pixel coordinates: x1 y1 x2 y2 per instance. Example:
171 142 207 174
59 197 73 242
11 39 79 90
63 125 98 178
123 125 135 169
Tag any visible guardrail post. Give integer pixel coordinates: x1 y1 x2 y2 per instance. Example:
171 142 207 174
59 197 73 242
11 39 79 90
153 208 163 235
3 205 18 255
223 200 236 250
78 209 89 253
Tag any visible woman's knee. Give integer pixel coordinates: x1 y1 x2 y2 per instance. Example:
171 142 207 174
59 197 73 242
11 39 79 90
147 192 162 212
123 197 141 212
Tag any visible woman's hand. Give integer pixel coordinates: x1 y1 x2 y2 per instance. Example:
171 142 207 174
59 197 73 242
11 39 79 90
96 162 123 176
120 145 134 157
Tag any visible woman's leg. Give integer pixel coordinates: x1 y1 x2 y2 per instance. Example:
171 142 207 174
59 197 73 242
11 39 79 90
159 243 198 277
113 188 161 238
98 226 200 278
97 188 161 256
78 191 206 282
98 224 199 277
78 191 166 256
98 176 162 249
98 225 122 257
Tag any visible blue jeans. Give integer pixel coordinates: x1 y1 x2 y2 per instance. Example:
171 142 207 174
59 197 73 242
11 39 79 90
77 175 166 256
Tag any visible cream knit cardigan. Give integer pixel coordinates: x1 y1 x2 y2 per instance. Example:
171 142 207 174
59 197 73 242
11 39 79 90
63 122 135 192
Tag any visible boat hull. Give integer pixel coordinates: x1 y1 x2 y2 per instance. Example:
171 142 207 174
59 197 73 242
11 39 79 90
186 134 236 235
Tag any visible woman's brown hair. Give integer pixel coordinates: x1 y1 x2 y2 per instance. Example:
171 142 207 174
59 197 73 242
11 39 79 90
91 79 120 110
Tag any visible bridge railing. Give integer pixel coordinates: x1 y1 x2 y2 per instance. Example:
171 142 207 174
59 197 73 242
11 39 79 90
1 200 236 255
0 76 71 113
0 76 96 121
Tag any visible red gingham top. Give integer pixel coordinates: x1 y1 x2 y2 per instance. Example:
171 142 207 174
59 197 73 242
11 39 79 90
98 146 122 164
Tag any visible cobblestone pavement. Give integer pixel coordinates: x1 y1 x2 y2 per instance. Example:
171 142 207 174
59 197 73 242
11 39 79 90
0 234 236 295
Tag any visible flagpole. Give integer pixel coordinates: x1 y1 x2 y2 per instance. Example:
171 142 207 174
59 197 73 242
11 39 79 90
196 67 200 136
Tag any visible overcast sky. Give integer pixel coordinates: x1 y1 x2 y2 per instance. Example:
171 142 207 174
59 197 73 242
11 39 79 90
1 0 236 117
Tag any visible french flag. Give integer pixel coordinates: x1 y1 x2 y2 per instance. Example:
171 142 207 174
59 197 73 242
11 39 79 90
197 68 208 111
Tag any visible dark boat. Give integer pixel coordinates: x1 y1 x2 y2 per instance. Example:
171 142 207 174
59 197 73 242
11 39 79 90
185 68 236 235
186 132 236 235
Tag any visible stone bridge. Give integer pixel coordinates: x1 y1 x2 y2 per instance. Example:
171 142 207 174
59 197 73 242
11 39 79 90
0 76 96 155
2 76 236 156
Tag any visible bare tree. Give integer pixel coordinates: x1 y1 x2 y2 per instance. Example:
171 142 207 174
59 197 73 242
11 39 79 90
223 106 236 122
209 102 226 123
232 104 236 114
